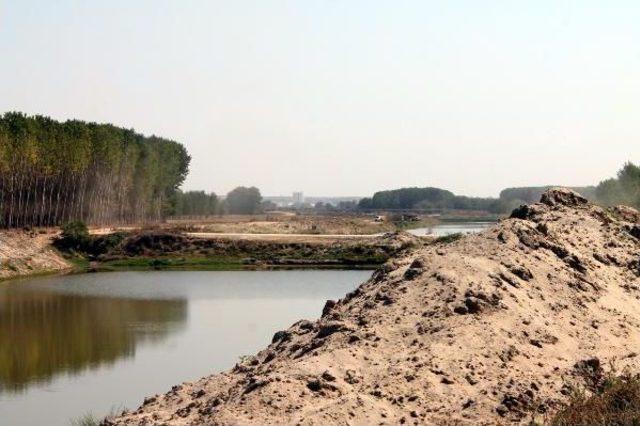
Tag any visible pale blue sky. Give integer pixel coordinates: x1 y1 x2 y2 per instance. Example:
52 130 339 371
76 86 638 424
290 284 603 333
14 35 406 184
1 1 638 196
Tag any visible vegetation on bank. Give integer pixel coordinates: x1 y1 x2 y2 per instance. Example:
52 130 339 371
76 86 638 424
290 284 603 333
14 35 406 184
545 364 640 426
0 112 190 228
53 222 396 271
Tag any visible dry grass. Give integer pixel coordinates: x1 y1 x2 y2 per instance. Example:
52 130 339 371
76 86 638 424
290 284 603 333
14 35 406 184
549 372 640 425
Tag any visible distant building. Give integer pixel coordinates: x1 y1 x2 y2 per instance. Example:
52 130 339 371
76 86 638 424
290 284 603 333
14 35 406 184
292 191 304 206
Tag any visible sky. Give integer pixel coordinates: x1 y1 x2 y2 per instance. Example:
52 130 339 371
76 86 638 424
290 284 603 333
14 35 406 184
1 1 639 197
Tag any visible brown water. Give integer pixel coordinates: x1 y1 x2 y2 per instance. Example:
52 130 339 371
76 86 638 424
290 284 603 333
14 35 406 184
0 270 370 425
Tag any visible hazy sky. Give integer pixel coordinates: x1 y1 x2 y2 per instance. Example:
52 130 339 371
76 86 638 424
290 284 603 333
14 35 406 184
1 1 639 197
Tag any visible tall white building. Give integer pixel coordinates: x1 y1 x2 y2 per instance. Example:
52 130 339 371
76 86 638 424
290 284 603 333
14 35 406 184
292 191 304 206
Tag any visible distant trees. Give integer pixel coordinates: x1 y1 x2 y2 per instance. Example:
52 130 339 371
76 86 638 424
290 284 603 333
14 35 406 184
358 187 505 213
224 186 262 214
358 183 607 215
174 190 218 216
595 162 640 208
0 112 190 228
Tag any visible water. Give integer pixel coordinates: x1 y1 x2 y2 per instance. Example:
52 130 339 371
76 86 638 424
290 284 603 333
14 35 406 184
407 221 495 237
0 270 370 426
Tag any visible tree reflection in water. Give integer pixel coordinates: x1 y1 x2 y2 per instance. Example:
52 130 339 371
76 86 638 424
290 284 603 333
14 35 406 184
0 287 187 393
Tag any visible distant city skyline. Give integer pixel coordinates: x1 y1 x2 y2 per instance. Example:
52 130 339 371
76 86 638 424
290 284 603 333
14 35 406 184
1 1 639 197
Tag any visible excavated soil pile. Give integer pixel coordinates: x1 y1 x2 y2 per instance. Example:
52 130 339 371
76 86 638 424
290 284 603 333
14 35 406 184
107 189 640 425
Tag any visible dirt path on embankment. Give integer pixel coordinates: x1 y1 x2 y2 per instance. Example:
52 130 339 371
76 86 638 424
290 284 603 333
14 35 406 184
0 231 70 280
107 189 640 425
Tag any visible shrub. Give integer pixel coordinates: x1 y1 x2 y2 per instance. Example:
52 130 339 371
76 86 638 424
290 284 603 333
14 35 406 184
55 221 90 252
549 373 640 425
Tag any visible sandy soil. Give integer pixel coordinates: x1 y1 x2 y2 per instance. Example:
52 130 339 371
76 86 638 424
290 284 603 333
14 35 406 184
106 189 640 425
167 214 397 235
0 230 70 280
186 232 383 243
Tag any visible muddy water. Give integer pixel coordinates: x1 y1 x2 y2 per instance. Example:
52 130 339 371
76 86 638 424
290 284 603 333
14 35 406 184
0 270 370 426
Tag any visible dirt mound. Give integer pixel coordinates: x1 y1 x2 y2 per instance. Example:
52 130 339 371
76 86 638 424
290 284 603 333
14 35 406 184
107 189 640 425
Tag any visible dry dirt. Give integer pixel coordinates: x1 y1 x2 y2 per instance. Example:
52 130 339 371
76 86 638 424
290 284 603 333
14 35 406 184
106 189 640 425
0 230 70 280
166 214 397 236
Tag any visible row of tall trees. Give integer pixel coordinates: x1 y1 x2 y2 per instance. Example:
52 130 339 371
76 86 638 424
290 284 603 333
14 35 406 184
174 190 219 216
172 187 263 216
0 112 190 228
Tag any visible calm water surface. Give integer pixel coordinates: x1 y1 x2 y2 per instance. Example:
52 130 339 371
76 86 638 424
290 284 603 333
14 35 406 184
0 270 371 426
407 221 495 237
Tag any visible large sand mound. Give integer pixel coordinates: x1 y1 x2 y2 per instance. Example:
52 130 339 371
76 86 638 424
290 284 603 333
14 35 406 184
107 189 640 425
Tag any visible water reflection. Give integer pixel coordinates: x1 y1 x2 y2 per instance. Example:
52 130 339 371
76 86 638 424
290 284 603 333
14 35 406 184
0 270 369 426
0 285 186 393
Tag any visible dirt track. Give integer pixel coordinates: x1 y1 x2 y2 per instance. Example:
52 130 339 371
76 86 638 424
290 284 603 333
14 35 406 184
107 189 640 425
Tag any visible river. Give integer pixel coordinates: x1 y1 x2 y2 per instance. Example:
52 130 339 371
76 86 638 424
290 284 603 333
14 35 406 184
0 270 371 426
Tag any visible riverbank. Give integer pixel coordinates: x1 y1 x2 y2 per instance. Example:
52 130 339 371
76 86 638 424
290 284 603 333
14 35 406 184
107 189 640 425
78 231 423 272
1 226 424 283
0 230 70 281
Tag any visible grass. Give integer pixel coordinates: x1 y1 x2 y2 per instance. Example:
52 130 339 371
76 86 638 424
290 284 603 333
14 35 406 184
70 413 101 426
548 374 640 425
69 406 124 426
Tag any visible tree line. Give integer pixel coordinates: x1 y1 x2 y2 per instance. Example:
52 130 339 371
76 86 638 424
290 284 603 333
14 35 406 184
357 187 512 214
358 162 640 213
0 112 190 228
173 186 263 216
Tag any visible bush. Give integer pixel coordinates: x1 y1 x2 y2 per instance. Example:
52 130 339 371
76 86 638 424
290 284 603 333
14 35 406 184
55 221 90 251
87 232 127 256
549 373 640 425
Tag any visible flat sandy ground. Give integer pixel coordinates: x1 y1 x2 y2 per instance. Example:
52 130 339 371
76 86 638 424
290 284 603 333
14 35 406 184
165 213 397 235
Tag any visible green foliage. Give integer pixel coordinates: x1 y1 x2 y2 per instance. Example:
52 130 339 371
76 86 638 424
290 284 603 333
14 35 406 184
359 187 509 213
54 222 126 256
225 186 262 214
595 162 640 208
0 111 190 228
359 184 600 215
174 190 218 216
56 221 90 251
